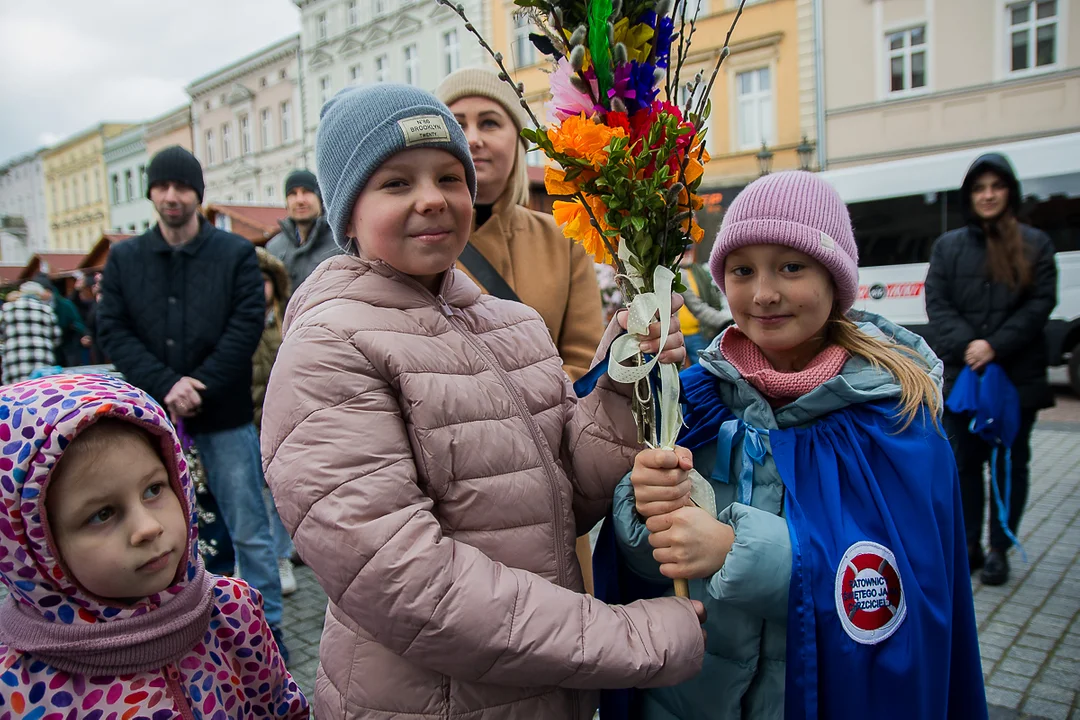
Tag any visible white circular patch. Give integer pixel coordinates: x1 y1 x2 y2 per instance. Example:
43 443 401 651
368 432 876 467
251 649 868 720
834 540 907 645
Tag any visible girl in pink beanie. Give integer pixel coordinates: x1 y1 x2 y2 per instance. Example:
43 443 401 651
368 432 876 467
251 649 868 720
604 171 986 719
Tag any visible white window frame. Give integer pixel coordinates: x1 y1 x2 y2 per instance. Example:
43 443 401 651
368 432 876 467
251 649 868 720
124 170 133 202
205 129 215 165
261 108 273 149
266 185 276 202
240 114 252 155
885 25 929 96
348 0 359 26
317 12 328 42
404 44 420 85
1004 0 1063 77
511 13 536 68
350 64 363 85
374 0 387 17
110 175 120 205
443 29 460 76
734 66 775 152
320 75 333 105
245 190 255 203
375 54 389 83
280 101 292 142
222 123 233 161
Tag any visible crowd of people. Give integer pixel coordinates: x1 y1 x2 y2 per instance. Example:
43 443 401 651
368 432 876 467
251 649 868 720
0 71 1059 719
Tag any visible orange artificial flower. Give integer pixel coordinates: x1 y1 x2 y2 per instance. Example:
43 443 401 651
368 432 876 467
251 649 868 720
544 166 579 196
552 194 614 263
685 142 710 185
548 114 626 168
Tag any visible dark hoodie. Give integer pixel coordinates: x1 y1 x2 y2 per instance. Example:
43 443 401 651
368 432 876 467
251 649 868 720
924 153 1058 409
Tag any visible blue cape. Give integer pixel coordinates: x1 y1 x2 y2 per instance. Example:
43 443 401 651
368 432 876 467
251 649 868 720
595 364 986 719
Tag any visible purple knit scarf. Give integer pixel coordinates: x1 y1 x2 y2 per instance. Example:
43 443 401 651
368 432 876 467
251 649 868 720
0 560 215 676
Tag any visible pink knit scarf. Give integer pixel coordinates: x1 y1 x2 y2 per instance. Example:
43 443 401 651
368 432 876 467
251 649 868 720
0 560 215 676
720 327 849 403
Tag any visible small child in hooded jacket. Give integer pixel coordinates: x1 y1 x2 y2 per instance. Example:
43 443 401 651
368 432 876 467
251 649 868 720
0 374 308 718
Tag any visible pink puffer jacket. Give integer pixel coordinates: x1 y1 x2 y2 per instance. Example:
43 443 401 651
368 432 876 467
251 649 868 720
262 255 704 719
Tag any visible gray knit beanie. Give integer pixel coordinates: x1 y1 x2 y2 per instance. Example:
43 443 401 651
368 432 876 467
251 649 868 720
315 83 477 250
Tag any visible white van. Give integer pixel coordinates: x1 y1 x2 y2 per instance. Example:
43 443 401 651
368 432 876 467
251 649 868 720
819 133 1080 394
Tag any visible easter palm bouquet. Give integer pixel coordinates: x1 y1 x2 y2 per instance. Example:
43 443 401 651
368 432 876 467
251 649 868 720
440 0 744 582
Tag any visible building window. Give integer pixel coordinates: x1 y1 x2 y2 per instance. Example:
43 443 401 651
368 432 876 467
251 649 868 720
375 54 389 83
143 220 150 231
205 129 216 165
222 123 233 161
317 12 328 42
261 108 273 149
139 165 147 196
245 190 255 203
83 174 89 206
348 0 359 26
280 69 288 80
443 29 460 75
266 185 276 202
110 175 120 205
63 180 69 211
735 67 775 151
260 76 268 88
349 64 363 85
280 101 292 142
124 170 133 202
404 45 419 86
240 114 252 155
512 14 536 68
887 26 926 92
204 100 211 111
1009 0 1058 72
374 0 387 17
320 75 333 105
94 168 101 202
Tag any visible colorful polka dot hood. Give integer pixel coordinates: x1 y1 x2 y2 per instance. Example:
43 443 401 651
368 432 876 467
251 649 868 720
0 374 199 623
0 375 309 717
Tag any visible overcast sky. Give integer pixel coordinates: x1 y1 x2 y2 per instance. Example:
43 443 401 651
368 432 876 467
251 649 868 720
0 0 301 165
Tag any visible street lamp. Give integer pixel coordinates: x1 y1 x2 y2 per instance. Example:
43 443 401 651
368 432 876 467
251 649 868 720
756 143 774 177
797 135 815 171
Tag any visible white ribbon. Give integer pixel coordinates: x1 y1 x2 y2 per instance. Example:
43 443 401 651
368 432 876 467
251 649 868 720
607 241 717 516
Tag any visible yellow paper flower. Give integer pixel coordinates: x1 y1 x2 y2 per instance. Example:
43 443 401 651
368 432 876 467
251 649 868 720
548 114 626 168
552 195 614 263
613 18 654 65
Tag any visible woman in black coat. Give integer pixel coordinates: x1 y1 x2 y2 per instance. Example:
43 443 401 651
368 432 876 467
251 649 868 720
925 153 1057 586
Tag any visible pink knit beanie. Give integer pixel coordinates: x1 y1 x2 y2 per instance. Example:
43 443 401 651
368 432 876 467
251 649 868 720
709 171 859 311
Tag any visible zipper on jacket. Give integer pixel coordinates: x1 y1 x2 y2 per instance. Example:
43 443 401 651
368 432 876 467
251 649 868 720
164 663 197 720
434 290 568 588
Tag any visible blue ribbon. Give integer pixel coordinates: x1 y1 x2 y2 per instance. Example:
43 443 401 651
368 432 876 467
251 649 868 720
714 417 768 506
990 446 1028 562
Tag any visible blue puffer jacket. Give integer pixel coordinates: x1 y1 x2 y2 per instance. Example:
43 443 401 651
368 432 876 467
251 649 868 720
611 311 944 720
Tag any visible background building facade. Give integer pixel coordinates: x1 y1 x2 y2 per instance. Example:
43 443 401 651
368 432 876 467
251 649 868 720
187 36 305 205
43 123 132 252
145 105 195 160
104 124 155 235
823 0 1078 167
0 151 48 262
295 0 489 164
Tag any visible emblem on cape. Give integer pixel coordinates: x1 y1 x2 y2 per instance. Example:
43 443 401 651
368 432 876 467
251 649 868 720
834 540 907 644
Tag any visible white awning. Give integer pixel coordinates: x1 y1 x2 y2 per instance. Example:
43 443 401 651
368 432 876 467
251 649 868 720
819 133 1080 204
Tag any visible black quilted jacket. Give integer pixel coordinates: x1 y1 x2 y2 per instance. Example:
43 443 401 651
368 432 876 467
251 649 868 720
924 154 1058 410
98 218 265 433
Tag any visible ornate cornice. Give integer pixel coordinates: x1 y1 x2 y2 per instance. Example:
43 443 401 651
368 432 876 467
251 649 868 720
186 35 300 98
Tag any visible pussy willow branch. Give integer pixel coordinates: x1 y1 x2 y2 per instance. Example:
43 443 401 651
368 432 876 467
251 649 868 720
671 0 690 102
693 0 745 136
438 0 543 129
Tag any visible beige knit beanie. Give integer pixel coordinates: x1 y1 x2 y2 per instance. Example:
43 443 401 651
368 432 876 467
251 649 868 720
435 67 530 144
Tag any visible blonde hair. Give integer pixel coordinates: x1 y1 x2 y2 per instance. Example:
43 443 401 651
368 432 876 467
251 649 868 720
826 309 942 431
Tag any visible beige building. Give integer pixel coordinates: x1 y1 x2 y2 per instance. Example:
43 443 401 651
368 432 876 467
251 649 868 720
43 123 133 251
187 36 304 205
822 0 1079 168
145 105 194 160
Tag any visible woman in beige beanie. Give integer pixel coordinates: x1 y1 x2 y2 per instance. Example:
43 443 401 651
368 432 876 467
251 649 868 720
436 66 606 591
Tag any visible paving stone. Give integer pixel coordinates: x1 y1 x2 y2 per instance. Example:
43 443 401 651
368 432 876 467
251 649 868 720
988 671 1030 693
1006 645 1050 665
985 685 1023 711
998 656 1042 679
1021 697 1072 720
1028 681 1075 706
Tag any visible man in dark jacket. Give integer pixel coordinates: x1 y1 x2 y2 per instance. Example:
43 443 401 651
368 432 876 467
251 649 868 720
265 169 340 296
925 152 1057 586
97 146 287 658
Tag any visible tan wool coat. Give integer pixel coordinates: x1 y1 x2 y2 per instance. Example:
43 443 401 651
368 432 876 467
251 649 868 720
261 255 704 719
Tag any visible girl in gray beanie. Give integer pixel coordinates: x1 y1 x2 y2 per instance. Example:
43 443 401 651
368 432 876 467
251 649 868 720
260 83 704 719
